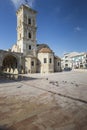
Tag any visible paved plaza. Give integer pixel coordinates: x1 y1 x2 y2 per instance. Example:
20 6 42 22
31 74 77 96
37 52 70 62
0 71 87 130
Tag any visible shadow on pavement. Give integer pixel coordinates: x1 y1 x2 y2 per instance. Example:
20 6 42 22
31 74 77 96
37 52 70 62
0 73 37 84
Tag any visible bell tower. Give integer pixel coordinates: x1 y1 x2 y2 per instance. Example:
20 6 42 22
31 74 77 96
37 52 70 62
16 4 37 55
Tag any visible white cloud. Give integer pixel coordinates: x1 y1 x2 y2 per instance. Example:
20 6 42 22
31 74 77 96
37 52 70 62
10 0 35 9
74 26 81 32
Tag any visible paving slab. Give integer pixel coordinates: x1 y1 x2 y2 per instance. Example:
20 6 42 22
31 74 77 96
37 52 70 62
0 71 87 130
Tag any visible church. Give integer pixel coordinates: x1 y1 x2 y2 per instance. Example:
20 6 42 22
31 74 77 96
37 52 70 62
0 4 61 74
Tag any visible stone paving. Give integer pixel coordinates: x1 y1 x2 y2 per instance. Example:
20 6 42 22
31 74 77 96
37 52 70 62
0 71 87 130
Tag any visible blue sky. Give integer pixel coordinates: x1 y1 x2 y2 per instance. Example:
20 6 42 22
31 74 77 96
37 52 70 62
0 0 87 57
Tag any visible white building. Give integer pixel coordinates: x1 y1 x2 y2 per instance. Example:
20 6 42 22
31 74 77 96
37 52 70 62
62 52 87 70
71 52 87 69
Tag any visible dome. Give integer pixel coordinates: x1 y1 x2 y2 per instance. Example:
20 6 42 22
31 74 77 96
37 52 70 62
38 48 53 53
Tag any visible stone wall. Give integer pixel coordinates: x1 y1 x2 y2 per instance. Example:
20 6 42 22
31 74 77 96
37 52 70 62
54 57 61 72
38 53 54 73
25 56 37 73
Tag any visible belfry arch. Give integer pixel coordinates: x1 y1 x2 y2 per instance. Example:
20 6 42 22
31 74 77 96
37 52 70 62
2 54 18 74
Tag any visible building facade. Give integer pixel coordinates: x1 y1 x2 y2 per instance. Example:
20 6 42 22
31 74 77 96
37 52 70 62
71 53 87 69
62 52 87 70
0 4 61 74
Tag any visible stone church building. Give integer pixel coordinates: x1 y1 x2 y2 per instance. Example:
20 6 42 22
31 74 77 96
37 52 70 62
0 4 61 74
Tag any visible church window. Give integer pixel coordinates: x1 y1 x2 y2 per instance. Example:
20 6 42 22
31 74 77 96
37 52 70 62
58 62 60 66
31 61 34 66
44 58 47 63
28 18 31 24
28 32 31 38
49 58 52 63
29 45 31 50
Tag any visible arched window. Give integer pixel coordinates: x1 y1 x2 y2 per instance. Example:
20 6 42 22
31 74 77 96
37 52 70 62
31 61 34 66
44 58 47 63
28 18 31 24
29 45 31 50
28 32 31 38
49 58 52 63
58 62 60 66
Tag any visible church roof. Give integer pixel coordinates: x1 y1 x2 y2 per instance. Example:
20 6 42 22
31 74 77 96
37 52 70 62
38 47 53 53
54 55 61 60
37 44 50 52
